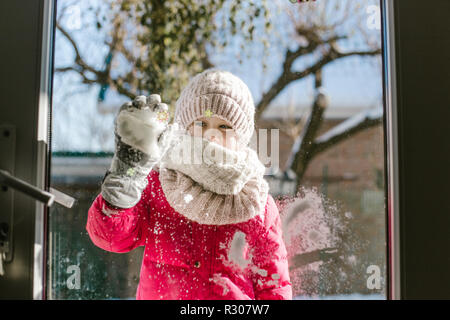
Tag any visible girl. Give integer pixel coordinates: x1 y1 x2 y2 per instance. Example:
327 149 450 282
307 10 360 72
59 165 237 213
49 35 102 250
86 68 292 300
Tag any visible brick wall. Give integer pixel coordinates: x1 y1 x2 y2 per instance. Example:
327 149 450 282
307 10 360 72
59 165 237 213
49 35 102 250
257 118 385 191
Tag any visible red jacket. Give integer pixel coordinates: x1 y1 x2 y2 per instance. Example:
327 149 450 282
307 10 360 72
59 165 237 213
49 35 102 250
86 169 292 300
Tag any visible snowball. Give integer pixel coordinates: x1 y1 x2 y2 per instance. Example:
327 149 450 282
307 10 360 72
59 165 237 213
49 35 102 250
184 194 193 204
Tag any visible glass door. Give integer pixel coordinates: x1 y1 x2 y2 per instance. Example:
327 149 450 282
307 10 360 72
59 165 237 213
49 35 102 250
47 0 388 299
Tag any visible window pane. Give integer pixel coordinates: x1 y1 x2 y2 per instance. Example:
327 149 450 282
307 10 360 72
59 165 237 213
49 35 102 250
49 0 386 299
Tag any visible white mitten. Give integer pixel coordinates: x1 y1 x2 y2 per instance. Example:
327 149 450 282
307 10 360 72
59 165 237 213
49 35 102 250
116 94 169 158
101 94 173 209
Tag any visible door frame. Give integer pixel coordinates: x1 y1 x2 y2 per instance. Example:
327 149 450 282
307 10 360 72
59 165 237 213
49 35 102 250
5 0 450 300
382 0 450 299
34 0 56 300
0 0 55 299
381 0 400 300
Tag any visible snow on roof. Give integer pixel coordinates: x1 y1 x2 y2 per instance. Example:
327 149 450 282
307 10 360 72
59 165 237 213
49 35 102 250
314 107 383 143
51 155 112 182
261 105 377 120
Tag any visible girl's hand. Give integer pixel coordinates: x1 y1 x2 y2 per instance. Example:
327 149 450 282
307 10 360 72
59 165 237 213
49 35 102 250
115 94 170 158
100 94 173 209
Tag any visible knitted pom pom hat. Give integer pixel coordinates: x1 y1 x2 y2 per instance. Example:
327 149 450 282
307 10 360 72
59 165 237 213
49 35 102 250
174 68 255 147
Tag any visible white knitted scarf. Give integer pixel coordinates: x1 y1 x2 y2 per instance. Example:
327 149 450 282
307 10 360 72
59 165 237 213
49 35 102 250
156 134 269 225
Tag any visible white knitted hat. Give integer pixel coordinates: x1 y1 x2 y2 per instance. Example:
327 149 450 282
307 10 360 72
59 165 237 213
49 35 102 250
174 68 255 146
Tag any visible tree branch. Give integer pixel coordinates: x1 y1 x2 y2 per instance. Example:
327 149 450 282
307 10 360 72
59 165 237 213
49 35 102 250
254 33 377 123
286 71 329 185
311 107 383 157
55 19 138 99
56 21 101 77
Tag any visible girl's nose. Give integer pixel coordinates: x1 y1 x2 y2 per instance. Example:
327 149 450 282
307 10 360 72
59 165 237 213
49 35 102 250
204 129 222 144
206 135 220 144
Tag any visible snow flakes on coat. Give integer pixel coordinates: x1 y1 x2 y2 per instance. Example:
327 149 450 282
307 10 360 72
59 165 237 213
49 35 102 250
86 170 292 300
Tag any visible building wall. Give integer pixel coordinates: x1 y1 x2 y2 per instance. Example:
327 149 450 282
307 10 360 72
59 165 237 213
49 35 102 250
257 118 385 192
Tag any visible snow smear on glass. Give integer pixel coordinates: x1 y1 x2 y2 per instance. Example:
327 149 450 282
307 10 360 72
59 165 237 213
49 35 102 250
278 187 383 298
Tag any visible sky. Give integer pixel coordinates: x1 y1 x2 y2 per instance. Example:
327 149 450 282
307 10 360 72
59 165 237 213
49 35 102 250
52 0 383 152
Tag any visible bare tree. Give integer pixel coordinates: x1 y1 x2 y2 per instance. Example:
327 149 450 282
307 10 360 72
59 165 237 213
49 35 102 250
55 0 382 189
55 0 272 107
256 0 382 190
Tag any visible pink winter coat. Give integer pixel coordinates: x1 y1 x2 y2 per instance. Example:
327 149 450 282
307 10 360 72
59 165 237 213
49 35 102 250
86 169 292 300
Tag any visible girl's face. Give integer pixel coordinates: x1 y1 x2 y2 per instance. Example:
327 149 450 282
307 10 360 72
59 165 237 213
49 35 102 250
187 116 239 151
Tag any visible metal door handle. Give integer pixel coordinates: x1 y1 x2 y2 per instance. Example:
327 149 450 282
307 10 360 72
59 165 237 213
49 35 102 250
0 169 75 208
0 169 54 206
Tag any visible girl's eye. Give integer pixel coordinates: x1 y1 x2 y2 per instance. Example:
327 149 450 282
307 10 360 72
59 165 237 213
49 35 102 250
195 121 206 127
219 124 232 130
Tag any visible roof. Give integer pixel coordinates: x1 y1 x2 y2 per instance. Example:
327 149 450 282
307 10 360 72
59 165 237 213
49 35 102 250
261 105 375 120
51 154 112 184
